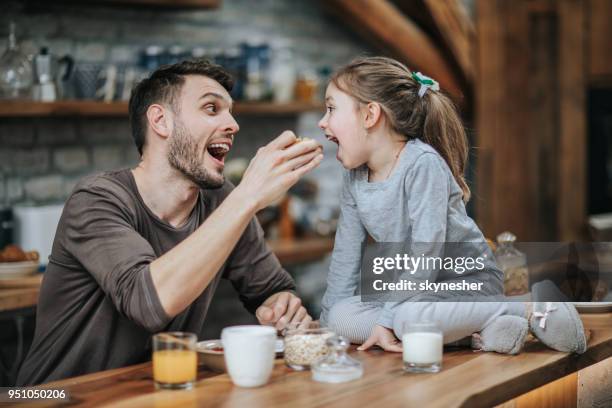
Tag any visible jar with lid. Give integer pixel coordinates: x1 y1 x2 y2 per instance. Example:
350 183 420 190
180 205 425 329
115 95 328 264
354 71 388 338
269 41 296 103
495 231 529 296
283 323 334 370
0 22 33 99
241 40 269 101
311 335 363 383
295 69 319 103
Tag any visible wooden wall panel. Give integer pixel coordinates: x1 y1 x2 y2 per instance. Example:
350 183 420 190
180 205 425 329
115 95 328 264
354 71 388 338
476 0 537 240
530 13 559 240
588 0 612 81
475 0 503 239
476 0 588 241
558 0 587 241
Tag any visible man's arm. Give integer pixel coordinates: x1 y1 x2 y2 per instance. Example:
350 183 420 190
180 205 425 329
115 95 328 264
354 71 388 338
222 208 313 330
150 132 323 318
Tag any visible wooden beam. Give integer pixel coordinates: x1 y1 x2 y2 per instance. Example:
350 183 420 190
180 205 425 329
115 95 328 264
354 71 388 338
530 11 560 240
474 0 504 239
325 0 464 102
475 0 537 240
558 0 588 240
588 0 612 81
423 0 475 83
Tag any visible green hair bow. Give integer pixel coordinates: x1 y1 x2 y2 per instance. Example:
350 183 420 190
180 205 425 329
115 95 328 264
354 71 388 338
411 71 440 98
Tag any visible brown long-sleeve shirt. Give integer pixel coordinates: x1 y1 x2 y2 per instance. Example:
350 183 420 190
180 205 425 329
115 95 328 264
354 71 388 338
16 169 295 385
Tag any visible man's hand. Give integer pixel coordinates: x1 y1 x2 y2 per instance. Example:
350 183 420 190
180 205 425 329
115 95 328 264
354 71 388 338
235 131 323 212
255 291 312 330
357 325 403 352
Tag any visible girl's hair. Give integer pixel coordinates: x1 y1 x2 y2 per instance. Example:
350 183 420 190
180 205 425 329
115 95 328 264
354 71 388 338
331 56 470 202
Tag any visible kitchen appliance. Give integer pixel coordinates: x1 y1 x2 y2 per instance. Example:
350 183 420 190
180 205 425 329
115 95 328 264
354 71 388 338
13 204 64 265
32 47 74 102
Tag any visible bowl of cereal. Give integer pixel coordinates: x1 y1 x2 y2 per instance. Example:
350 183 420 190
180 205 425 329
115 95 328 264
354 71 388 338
283 324 335 371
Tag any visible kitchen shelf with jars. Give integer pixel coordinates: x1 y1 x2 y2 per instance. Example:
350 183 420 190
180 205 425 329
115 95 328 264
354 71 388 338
0 19 330 117
1 22 328 119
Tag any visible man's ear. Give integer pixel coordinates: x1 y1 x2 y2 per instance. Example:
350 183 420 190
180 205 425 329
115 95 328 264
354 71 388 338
363 102 383 130
146 104 172 138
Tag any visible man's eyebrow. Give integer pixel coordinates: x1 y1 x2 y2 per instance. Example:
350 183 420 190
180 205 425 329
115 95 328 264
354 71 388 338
199 92 234 108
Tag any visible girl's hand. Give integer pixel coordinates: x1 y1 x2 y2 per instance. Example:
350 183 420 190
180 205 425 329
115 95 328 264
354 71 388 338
357 325 403 352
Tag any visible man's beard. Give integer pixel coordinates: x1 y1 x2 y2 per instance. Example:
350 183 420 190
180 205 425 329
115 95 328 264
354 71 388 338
167 119 225 190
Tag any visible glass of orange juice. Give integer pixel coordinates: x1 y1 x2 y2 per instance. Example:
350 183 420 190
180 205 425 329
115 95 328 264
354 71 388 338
152 332 197 390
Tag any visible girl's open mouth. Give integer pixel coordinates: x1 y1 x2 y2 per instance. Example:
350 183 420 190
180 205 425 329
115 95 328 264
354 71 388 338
326 135 339 145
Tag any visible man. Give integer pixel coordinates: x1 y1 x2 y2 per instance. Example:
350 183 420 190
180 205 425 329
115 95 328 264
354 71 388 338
17 60 323 385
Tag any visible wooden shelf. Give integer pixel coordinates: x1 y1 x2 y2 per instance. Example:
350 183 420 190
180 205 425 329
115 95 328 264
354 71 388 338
0 100 324 118
268 237 334 266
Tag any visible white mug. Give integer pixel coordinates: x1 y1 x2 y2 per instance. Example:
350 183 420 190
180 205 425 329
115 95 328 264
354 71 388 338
221 325 276 387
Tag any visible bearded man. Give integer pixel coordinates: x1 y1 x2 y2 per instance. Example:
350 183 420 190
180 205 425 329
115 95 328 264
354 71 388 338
17 60 323 385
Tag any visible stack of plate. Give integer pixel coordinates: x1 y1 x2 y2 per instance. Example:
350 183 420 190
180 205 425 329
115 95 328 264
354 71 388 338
0 261 39 280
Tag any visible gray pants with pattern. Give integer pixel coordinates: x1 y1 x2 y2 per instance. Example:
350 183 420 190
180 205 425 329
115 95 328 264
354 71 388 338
326 296 527 344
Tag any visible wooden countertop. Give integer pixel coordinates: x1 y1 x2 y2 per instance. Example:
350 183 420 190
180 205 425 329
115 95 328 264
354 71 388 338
0 238 334 313
0 287 40 314
11 313 612 408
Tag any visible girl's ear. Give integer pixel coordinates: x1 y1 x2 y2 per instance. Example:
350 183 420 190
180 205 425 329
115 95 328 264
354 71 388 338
363 102 382 130
147 104 173 139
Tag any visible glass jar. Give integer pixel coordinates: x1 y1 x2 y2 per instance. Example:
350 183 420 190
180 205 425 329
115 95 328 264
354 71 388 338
270 42 296 103
311 335 363 383
295 69 319 103
402 321 443 373
495 231 529 296
283 323 334 370
0 22 33 99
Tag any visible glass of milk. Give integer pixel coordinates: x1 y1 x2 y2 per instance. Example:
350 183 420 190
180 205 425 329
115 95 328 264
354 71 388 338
402 321 443 373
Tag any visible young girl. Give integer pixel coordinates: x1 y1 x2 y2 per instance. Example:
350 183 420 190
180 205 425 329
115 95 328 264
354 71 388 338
318 56 586 355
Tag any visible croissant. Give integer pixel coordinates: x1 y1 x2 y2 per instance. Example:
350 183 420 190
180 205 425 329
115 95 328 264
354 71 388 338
0 245 39 262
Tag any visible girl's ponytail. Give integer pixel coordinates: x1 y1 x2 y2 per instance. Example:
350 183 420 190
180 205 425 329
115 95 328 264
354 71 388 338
422 92 471 202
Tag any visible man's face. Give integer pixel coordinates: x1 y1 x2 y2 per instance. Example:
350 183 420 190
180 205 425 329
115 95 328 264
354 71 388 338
167 75 239 189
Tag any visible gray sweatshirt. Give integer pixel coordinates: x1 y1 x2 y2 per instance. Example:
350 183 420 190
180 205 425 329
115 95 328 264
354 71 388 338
319 138 502 328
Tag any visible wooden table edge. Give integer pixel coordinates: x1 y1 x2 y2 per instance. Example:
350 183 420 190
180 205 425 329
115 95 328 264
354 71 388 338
459 332 612 407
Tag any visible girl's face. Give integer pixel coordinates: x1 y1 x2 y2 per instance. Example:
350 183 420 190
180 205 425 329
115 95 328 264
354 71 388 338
318 82 370 169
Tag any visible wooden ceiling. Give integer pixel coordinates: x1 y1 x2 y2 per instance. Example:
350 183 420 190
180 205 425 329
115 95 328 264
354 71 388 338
324 0 475 109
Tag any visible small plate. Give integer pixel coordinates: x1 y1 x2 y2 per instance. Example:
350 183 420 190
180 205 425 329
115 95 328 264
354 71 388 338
573 302 612 313
196 338 284 354
0 261 39 279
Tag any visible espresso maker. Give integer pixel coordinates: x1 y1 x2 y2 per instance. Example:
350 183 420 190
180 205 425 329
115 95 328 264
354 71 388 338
32 47 74 101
